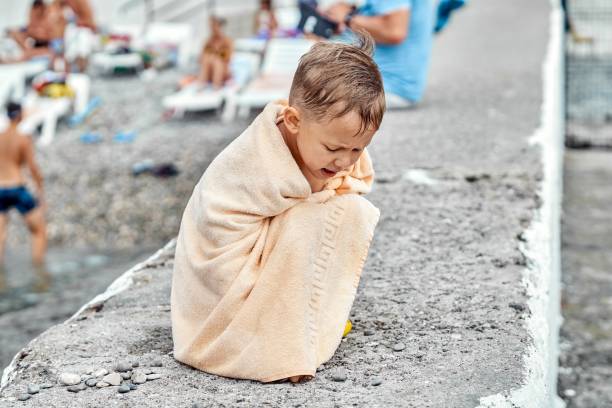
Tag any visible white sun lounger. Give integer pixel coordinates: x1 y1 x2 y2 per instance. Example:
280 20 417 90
162 53 261 116
0 59 49 105
19 73 91 146
222 38 314 122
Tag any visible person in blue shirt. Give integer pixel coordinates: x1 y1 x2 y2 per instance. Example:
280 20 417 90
326 0 436 108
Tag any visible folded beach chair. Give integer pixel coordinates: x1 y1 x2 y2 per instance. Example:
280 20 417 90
19 73 91 146
162 52 261 117
222 38 314 122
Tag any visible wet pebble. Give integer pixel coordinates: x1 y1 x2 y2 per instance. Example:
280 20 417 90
370 377 383 386
59 372 81 386
118 384 131 393
330 368 347 382
27 384 40 394
85 379 98 387
17 394 31 401
392 343 406 352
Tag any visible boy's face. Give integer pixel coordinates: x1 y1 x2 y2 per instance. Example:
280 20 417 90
290 108 376 182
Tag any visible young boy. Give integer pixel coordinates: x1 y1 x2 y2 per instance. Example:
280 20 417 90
0 102 47 268
171 33 385 383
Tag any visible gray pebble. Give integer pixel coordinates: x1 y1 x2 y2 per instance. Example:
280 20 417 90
192 404 204 408
330 368 347 382
392 343 406 352
128 383 138 391
102 372 122 386
17 394 31 401
146 373 161 381
370 377 383 386
40 383 53 389
151 359 163 367
85 379 98 387
364 330 375 336
143 369 154 375
120 372 132 380
118 384 131 393
59 372 81 386
96 381 109 388
27 384 40 394
131 361 140 368
115 361 132 372
67 383 86 393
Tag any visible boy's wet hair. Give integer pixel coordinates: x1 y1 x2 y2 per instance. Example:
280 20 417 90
6 102 22 121
289 30 386 135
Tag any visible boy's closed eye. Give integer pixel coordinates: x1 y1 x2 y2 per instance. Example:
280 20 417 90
325 145 363 153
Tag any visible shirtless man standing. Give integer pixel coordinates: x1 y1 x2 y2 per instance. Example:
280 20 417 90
0 102 47 267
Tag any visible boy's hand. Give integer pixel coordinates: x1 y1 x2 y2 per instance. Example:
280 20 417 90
325 3 354 33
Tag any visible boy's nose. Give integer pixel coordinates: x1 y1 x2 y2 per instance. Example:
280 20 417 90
334 154 353 170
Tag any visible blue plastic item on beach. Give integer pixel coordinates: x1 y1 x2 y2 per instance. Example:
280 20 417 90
69 96 102 127
113 131 137 143
80 132 102 144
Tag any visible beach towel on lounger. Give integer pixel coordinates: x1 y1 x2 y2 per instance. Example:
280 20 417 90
171 100 380 382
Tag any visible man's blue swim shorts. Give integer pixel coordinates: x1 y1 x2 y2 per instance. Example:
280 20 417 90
0 186 37 215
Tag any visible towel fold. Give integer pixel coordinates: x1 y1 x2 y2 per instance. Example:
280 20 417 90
171 101 380 382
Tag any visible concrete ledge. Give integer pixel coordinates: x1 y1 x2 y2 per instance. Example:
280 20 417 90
1 1 565 407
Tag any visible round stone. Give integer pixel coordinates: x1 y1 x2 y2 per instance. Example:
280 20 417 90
151 359 163 367
392 343 406 352
17 394 31 401
93 368 109 378
96 381 110 388
128 383 138 391
59 372 82 386
330 368 347 382
67 383 86 393
27 384 40 394
131 361 140 368
364 330 375 336
85 379 98 387
120 372 132 380
118 385 131 393
115 361 132 372
132 372 147 384
370 377 383 386
40 383 53 389
102 372 122 386
146 373 161 381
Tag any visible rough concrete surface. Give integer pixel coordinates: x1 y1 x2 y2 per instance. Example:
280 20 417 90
558 150 612 407
0 0 557 407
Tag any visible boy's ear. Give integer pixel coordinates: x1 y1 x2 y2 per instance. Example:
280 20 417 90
283 106 300 134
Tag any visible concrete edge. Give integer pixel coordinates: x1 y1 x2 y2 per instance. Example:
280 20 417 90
0 239 177 392
477 2 565 408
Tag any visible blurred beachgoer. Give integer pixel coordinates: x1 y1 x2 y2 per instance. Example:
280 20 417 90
62 0 97 72
255 0 279 39
0 102 47 268
326 0 436 108
7 0 56 60
561 0 594 44
198 16 234 89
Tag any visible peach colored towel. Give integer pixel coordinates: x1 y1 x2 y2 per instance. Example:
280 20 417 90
171 101 380 382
